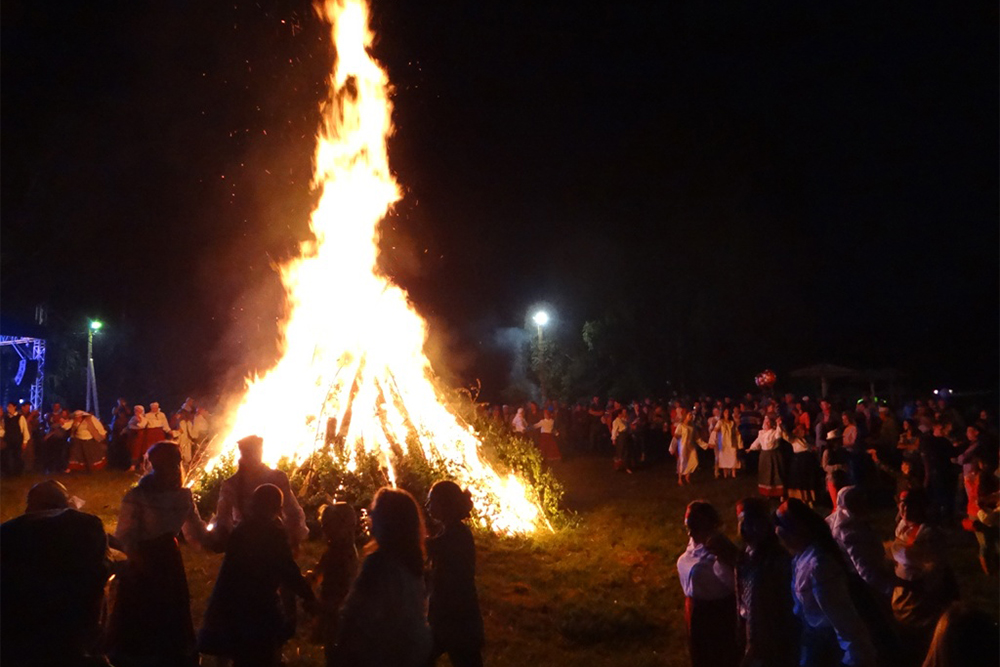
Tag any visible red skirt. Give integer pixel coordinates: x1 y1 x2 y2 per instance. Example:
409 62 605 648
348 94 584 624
130 428 166 462
538 432 561 460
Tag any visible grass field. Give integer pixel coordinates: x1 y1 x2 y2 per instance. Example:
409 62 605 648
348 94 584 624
2 455 996 666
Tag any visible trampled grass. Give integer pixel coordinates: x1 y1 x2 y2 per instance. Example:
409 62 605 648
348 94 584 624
2 455 996 666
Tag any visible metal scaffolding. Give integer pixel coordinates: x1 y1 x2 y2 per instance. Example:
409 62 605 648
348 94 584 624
0 336 46 410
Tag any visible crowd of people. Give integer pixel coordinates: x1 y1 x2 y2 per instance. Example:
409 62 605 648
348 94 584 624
488 392 1000 576
0 388 997 667
0 435 483 667
0 396 213 477
674 490 999 667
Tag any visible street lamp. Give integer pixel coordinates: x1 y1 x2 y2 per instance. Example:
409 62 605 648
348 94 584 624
86 320 103 419
532 310 549 345
532 310 549 401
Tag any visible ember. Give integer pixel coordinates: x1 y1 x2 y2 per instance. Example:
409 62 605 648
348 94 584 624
196 0 548 534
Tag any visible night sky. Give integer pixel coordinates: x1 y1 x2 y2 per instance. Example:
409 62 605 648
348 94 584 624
2 1 997 408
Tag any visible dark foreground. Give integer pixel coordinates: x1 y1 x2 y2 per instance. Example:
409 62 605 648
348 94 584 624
1 455 996 666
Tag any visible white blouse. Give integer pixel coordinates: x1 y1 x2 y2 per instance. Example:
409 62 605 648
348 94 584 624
676 539 735 600
748 426 787 451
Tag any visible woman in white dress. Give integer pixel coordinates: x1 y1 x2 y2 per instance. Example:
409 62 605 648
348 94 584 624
708 407 741 479
671 410 699 486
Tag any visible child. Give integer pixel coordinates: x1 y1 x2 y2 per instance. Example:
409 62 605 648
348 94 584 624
335 487 432 667
308 502 360 666
198 483 318 667
425 481 485 667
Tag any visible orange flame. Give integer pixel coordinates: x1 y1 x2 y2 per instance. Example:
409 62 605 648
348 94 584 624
201 0 548 534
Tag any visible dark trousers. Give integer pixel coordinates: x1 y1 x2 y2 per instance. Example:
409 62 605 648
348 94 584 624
0 444 23 475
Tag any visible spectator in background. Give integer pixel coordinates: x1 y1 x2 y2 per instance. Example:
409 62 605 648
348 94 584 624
532 408 560 461
897 420 921 456
127 405 150 471
145 402 171 439
877 406 900 455
822 433 851 508
20 403 40 472
68 411 107 473
172 397 196 430
174 410 196 467
815 400 838 455
611 408 632 473
747 415 788 499
708 407 741 480
1 401 30 475
191 407 212 455
920 422 959 525
670 410 699 486
40 403 71 474
109 398 132 469
511 408 528 434
788 424 821 506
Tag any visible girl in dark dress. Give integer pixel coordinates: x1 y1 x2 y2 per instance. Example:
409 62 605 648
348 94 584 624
425 481 484 667
198 484 317 667
309 502 360 667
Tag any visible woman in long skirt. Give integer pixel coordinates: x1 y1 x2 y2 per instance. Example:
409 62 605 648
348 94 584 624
109 442 210 667
788 425 822 505
708 408 741 479
671 411 699 485
747 416 788 499
533 409 560 461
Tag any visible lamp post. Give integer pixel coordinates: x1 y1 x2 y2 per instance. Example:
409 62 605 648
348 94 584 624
532 310 549 345
86 320 102 419
532 311 549 400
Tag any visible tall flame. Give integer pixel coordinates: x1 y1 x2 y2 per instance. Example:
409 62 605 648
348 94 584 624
202 0 547 534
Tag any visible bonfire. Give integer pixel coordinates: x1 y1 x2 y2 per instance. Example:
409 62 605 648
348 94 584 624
195 0 548 535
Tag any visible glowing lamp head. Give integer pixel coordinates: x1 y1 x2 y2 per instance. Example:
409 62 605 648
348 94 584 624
90 321 103 331
533 311 549 327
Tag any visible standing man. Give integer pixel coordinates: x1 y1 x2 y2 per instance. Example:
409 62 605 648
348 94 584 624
41 403 71 475
20 403 40 472
213 435 309 548
213 435 310 639
109 398 132 469
1 402 30 476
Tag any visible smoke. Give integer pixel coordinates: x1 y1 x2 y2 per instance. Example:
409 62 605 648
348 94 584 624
491 326 536 403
